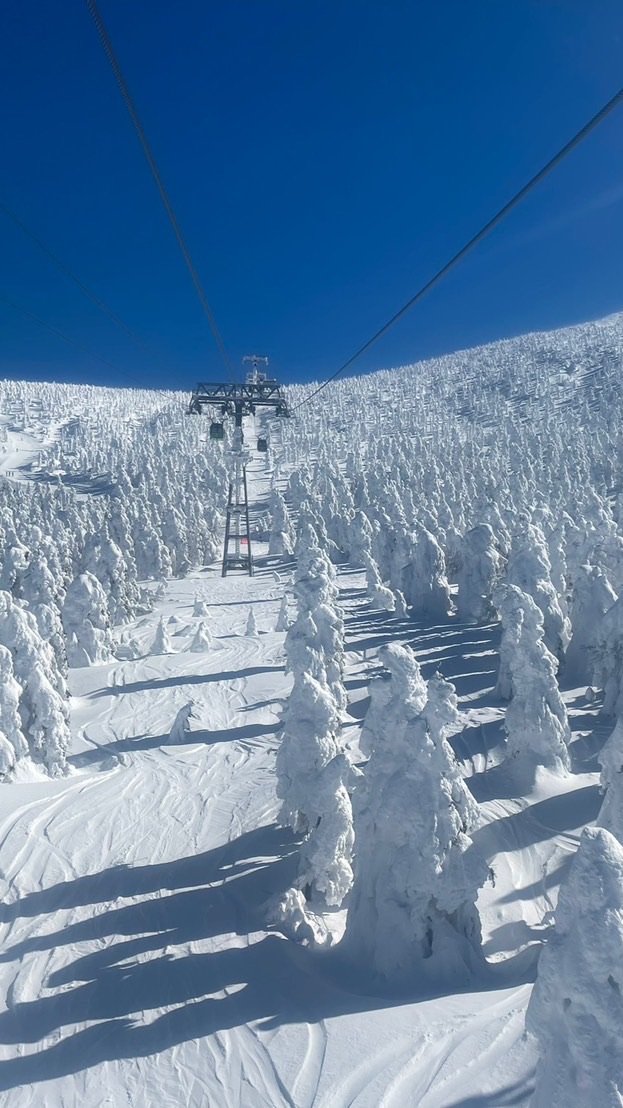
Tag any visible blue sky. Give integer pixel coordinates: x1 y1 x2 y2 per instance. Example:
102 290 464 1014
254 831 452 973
2 1 623 390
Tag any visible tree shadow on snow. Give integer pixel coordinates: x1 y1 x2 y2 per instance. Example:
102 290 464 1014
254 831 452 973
470 785 601 858
344 613 501 708
451 717 506 770
446 1078 534 1107
495 855 572 907
68 722 279 769
0 822 530 1092
95 665 284 699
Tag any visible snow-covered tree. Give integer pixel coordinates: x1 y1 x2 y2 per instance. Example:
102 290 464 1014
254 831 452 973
0 591 70 773
268 489 294 557
348 510 374 568
25 662 71 776
246 607 258 637
192 596 210 618
275 593 290 631
526 826 623 1108
496 586 570 778
22 550 62 611
34 603 68 678
342 662 488 985
402 525 452 620
565 563 617 685
592 596 623 717
0 646 28 767
597 718 623 843
285 608 326 686
150 616 174 655
297 753 357 907
362 551 396 612
312 601 347 712
457 524 502 622
505 520 570 662
189 622 212 652
0 536 30 598
359 642 426 759
276 672 342 834
170 702 194 743
62 573 113 667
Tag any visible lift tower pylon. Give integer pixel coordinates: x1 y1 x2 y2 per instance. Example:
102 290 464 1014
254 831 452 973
188 361 290 577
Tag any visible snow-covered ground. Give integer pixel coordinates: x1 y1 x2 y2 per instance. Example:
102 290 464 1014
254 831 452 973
1 311 623 1104
0 450 603 1107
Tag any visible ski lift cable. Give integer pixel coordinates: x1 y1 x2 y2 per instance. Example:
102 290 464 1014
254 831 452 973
291 84 623 413
86 0 235 381
0 199 167 370
0 291 151 390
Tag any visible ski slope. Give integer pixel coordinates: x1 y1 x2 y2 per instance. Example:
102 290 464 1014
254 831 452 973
0 449 604 1107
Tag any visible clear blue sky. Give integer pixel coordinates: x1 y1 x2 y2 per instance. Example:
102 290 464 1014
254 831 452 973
2 0 623 390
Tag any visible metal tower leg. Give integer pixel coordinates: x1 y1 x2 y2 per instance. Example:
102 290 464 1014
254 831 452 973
222 462 253 577
221 481 233 577
243 466 253 576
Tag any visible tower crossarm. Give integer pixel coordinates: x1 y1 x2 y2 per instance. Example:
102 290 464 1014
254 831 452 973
188 380 290 416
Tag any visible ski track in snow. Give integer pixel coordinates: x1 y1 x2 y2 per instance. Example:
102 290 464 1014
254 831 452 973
0 456 599 1106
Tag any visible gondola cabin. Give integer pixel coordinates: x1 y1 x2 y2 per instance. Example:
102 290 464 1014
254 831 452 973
209 421 225 441
256 437 268 453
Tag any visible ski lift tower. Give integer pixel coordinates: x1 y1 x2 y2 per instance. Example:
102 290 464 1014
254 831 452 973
188 357 290 577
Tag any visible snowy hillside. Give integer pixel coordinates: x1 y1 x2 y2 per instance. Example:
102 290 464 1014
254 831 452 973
1 311 623 1105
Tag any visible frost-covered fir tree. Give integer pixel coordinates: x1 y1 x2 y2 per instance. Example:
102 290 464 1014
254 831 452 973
297 753 356 907
25 663 71 776
192 596 210 618
362 551 396 612
597 718 623 843
246 607 258 636
565 563 617 685
189 621 212 652
267 489 294 557
0 535 30 598
456 524 502 622
342 663 488 985
311 601 347 712
359 642 426 759
169 702 194 743
496 586 570 779
62 573 113 666
526 827 623 1108
34 603 68 679
275 593 290 631
150 616 174 655
591 595 623 717
0 646 28 768
505 519 571 663
0 729 17 778
0 591 70 774
348 510 374 568
402 525 452 620
285 608 326 686
22 550 62 612
275 672 342 834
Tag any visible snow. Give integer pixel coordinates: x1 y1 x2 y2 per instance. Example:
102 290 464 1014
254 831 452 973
2 310 623 1103
0 528 565 1106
